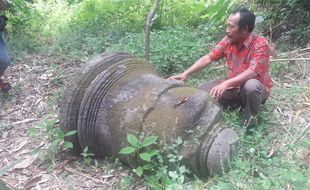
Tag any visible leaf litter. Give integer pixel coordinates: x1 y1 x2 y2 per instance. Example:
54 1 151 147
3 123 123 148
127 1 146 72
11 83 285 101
0 53 136 189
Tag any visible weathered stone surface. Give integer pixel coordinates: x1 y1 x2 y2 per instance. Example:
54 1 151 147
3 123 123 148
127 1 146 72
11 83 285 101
60 52 238 177
60 52 135 152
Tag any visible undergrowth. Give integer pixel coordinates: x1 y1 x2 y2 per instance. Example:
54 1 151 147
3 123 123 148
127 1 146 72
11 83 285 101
206 83 309 189
108 27 222 78
119 133 192 189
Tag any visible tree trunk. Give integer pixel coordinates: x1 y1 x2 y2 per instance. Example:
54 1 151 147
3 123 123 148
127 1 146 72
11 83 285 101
144 0 161 61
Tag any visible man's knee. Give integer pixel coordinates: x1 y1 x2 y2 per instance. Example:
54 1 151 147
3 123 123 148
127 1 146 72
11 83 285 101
242 79 263 96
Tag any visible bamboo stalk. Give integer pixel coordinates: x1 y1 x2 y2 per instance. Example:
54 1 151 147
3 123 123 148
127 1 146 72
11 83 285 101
270 58 310 62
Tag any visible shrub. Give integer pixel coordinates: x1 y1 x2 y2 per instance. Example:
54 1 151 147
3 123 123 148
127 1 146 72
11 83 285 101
55 0 208 57
5 0 46 58
255 0 310 48
5 0 232 59
109 27 218 77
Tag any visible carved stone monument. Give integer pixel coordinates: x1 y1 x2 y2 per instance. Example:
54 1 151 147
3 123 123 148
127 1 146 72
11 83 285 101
60 52 238 177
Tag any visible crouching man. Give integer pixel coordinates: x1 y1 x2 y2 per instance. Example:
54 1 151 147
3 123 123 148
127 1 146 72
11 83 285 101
169 8 271 129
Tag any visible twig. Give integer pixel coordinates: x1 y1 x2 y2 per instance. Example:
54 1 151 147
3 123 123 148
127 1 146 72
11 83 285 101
12 118 37 125
276 106 283 115
291 123 310 144
284 75 295 81
290 47 310 54
53 173 77 189
302 60 306 79
144 0 161 61
295 52 310 58
271 78 281 87
53 173 62 188
270 58 310 62
62 73 75 79
200 180 212 189
64 167 111 185
280 122 293 137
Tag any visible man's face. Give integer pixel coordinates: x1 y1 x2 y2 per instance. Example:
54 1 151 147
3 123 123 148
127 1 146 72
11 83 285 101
226 13 246 42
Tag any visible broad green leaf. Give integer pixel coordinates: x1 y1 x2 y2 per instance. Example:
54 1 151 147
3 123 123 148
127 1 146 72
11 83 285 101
134 166 143 177
63 141 73 149
50 139 61 153
143 164 153 170
148 149 157 157
65 130 77 137
55 128 65 139
83 146 89 152
179 165 186 174
168 157 176 163
177 175 185 184
141 136 158 147
127 134 139 148
168 171 178 179
139 152 152 162
0 158 23 176
175 137 182 145
145 176 162 190
119 146 136 154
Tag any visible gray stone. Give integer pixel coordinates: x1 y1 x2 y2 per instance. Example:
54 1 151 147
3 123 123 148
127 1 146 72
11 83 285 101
60 52 239 177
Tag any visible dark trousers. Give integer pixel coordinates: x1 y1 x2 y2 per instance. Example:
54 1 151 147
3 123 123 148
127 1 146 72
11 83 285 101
199 79 268 122
0 34 10 77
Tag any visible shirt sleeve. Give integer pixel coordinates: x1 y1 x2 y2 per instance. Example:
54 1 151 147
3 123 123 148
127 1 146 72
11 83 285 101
208 36 229 62
249 37 270 77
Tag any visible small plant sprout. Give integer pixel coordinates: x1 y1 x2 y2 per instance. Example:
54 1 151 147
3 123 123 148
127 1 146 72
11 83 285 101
119 134 158 177
81 146 95 165
28 118 77 163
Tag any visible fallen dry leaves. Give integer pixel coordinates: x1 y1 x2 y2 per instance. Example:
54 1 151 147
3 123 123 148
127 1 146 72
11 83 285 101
0 54 134 189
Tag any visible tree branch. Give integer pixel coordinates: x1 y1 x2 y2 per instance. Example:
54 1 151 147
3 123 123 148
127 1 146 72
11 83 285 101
144 0 161 61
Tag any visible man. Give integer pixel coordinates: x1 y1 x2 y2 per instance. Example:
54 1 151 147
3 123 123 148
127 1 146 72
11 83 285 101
0 0 10 92
169 8 271 128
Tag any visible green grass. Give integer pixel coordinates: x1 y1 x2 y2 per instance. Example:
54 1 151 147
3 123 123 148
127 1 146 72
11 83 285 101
199 84 310 190
160 71 309 190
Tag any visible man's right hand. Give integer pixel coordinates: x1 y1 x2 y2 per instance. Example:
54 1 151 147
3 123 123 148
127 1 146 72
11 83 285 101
167 73 188 81
167 55 212 81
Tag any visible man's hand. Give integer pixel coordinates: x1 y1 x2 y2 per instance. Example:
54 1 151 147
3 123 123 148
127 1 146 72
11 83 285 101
168 55 213 81
168 73 188 81
210 81 229 99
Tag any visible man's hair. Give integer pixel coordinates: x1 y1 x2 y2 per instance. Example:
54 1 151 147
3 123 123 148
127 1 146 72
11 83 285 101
232 8 256 32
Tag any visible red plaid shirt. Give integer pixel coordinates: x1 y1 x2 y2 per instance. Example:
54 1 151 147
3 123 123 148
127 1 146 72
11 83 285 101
208 32 272 93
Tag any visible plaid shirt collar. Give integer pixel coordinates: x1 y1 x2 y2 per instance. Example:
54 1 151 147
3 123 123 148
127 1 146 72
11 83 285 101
243 32 256 48
227 32 256 48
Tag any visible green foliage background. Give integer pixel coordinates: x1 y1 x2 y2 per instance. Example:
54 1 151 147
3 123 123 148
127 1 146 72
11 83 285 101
255 0 310 48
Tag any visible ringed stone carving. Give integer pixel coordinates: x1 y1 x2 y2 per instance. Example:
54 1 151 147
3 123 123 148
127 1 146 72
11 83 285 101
60 52 238 177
